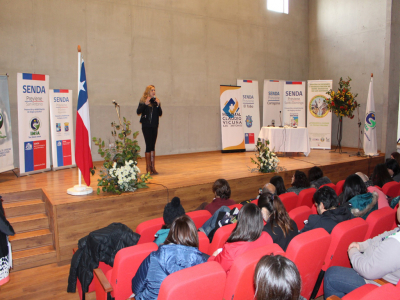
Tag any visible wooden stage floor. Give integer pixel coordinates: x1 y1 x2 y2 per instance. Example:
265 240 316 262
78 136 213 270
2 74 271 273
0 148 384 299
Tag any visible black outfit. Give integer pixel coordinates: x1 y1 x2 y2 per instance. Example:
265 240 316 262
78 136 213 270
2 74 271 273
0 199 14 260
67 223 140 298
300 206 352 234
137 102 162 152
263 219 298 251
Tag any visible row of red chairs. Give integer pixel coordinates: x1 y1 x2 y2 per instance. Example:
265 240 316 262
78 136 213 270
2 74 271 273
327 280 400 300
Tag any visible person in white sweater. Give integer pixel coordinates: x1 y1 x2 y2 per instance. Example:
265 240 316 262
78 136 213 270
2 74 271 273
324 207 400 299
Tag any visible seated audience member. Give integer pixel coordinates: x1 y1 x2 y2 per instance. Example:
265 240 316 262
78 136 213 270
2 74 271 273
339 174 379 219
154 197 185 246
356 172 389 209
258 192 298 251
385 158 400 182
308 166 331 189
262 183 276 195
324 207 400 299
300 186 351 234
371 163 393 188
270 175 287 195
210 203 272 274
355 171 373 188
287 171 310 195
254 254 306 300
131 215 207 300
391 151 400 165
203 179 235 215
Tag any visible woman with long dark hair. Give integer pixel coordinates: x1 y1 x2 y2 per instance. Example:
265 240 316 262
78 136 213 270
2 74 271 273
270 175 287 195
385 159 400 182
258 193 298 251
211 203 272 274
308 166 331 189
137 85 162 175
286 171 310 195
371 163 393 188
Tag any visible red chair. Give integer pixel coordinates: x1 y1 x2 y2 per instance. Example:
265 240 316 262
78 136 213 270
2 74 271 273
207 223 236 255
297 188 317 208
289 206 313 231
223 244 285 300
285 228 331 300
393 204 399 229
364 206 396 240
136 217 164 244
374 185 383 191
280 192 298 213
336 180 345 196
310 218 369 299
382 181 400 198
228 203 243 211
187 210 212 229
251 199 258 205
320 183 336 190
94 242 158 300
158 261 226 300
327 281 400 300
198 231 210 254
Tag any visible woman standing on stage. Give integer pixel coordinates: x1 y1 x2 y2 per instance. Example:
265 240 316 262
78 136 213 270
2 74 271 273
137 85 162 175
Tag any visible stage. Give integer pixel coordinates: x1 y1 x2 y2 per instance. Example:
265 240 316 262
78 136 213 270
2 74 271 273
1 148 384 271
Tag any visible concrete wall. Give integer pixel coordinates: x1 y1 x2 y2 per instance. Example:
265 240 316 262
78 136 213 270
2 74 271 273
309 0 400 154
0 0 309 165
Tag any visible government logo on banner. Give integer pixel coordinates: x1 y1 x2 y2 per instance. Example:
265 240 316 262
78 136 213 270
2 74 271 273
309 95 329 118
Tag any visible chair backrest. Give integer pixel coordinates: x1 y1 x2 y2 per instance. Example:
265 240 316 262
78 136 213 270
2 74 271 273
198 231 210 254
158 261 226 300
297 188 317 208
360 283 400 300
207 223 236 255
136 217 164 244
289 206 313 231
280 192 298 213
251 199 258 205
223 244 285 300
106 242 158 300
285 228 331 300
320 183 336 190
382 181 400 198
335 180 345 196
186 210 212 229
364 206 396 240
228 203 243 210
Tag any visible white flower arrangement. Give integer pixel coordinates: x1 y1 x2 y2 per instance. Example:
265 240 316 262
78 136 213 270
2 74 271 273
108 160 141 192
251 138 280 173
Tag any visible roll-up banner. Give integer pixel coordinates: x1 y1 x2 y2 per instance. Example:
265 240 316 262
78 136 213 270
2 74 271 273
237 79 260 151
17 73 51 175
263 80 284 127
220 85 245 152
0 76 14 173
283 81 306 127
49 89 76 170
307 80 332 149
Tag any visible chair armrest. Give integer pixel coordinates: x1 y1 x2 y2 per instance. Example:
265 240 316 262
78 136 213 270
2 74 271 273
373 278 391 285
94 268 113 293
326 296 342 300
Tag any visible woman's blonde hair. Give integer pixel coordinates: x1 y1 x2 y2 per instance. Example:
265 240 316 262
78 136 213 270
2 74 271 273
140 85 155 103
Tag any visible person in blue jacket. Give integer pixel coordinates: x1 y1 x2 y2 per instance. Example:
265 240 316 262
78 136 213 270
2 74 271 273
131 215 207 300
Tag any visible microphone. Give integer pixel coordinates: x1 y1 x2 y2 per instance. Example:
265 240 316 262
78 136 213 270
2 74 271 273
279 111 283 127
112 100 119 106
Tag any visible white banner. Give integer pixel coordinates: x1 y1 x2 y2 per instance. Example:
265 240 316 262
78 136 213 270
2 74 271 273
283 81 306 127
237 79 260 151
307 80 332 149
263 80 284 127
0 76 14 173
17 73 51 175
220 85 245 152
49 89 76 170
363 77 378 156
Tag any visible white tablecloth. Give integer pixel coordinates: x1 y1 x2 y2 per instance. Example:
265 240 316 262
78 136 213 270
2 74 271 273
258 127 310 156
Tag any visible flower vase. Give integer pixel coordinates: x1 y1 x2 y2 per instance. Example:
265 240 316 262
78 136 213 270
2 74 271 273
333 116 346 154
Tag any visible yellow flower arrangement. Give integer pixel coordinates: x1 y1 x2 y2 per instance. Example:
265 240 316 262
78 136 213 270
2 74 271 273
326 77 359 119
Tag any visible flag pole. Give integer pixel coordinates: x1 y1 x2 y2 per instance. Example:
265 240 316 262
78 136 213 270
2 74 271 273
67 45 93 195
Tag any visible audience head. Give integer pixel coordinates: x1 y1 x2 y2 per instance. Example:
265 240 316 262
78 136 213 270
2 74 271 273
385 159 400 177
391 152 400 165
164 215 199 248
212 179 231 199
254 254 301 300
262 183 276 195
291 171 310 188
258 192 293 237
308 166 324 182
270 175 287 195
163 197 185 229
355 172 369 183
341 174 367 204
371 163 393 188
227 203 263 243
313 186 339 214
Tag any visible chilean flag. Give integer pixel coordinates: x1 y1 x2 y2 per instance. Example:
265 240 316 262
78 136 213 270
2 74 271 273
75 60 93 186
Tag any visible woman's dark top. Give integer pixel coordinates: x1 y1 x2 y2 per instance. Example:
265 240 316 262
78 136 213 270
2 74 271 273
262 219 298 251
137 102 162 127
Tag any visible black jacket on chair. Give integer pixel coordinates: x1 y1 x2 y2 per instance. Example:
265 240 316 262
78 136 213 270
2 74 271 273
67 223 140 296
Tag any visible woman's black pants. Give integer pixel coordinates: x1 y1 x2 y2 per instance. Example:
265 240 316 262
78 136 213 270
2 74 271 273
142 126 158 152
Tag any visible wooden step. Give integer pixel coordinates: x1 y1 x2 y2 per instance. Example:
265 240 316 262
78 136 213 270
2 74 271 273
3 199 45 217
11 245 57 272
8 213 49 232
9 229 52 251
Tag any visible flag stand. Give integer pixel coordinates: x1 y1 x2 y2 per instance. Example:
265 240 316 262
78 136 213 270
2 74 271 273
67 45 93 196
